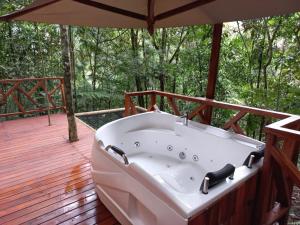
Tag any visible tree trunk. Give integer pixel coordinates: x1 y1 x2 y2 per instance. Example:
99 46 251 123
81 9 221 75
60 25 78 142
69 26 77 112
130 29 144 107
159 28 167 111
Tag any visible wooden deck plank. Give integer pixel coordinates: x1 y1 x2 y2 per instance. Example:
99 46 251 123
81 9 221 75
0 114 119 225
0 163 91 197
0 162 90 191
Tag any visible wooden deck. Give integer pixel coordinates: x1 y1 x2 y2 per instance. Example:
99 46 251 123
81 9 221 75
0 114 119 225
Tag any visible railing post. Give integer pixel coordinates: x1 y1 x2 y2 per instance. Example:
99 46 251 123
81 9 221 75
44 79 51 126
124 93 131 117
255 119 300 225
147 93 157 111
254 132 276 225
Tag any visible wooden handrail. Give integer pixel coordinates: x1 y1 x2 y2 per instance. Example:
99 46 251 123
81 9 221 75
0 77 64 82
124 90 292 119
0 77 66 117
265 117 300 141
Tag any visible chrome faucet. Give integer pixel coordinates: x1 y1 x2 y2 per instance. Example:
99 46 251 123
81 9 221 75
180 113 189 126
153 104 161 113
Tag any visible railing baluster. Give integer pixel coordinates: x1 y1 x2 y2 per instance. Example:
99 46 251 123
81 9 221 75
188 104 207 121
223 111 247 131
44 79 51 126
129 97 137 115
147 93 156 111
167 97 180 116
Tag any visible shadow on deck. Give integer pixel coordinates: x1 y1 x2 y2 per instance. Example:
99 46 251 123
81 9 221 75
0 114 119 225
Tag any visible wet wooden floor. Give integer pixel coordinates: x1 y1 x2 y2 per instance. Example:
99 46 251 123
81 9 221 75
0 114 119 225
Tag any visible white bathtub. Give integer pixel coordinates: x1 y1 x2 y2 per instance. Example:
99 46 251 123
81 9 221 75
91 112 265 225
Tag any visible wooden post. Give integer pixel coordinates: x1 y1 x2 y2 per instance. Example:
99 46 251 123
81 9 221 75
124 94 129 116
44 79 51 126
204 23 223 125
147 93 156 111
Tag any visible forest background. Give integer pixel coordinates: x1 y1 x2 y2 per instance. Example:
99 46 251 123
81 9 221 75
0 1 299 140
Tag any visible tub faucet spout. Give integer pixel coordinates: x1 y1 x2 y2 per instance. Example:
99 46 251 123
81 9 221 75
180 113 189 126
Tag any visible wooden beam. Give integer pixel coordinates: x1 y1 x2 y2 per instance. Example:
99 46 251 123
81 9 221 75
0 0 62 21
11 93 26 114
167 97 180 116
74 0 147 21
128 97 137 115
223 111 247 130
272 160 291 207
255 134 277 225
28 80 43 96
0 106 65 118
147 0 155 35
204 23 223 124
3 81 21 98
49 84 62 96
188 104 207 120
40 81 57 107
16 87 40 107
147 93 157 111
124 94 131 116
231 123 245 135
0 77 63 82
125 90 292 119
264 204 289 225
155 0 215 21
271 146 300 188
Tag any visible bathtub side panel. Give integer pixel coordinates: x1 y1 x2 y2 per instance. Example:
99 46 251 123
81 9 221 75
188 173 259 225
91 140 188 225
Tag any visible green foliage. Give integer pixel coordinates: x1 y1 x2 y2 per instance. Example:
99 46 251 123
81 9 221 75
0 1 299 139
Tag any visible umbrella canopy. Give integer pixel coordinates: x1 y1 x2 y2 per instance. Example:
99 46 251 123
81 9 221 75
1 0 300 33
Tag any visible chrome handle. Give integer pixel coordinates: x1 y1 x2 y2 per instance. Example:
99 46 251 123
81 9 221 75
105 145 129 165
247 155 255 168
202 177 210 194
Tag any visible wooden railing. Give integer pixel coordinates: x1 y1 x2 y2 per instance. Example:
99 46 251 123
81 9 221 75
0 77 66 117
124 90 292 134
257 117 300 225
124 90 300 225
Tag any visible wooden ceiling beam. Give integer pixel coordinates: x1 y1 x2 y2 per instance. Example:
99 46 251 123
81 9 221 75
155 0 215 21
74 0 147 21
147 0 155 35
0 0 62 21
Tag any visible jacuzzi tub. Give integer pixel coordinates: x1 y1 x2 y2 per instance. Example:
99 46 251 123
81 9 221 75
91 112 265 225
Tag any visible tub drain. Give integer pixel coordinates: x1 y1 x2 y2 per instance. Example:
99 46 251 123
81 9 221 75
179 152 186 160
167 145 173 151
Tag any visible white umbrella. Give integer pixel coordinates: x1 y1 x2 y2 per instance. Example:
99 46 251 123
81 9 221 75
1 0 299 33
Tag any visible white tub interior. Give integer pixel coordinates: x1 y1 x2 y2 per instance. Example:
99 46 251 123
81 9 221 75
93 112 265 221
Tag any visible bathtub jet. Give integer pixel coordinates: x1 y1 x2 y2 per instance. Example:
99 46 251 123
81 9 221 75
91 111 265 225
